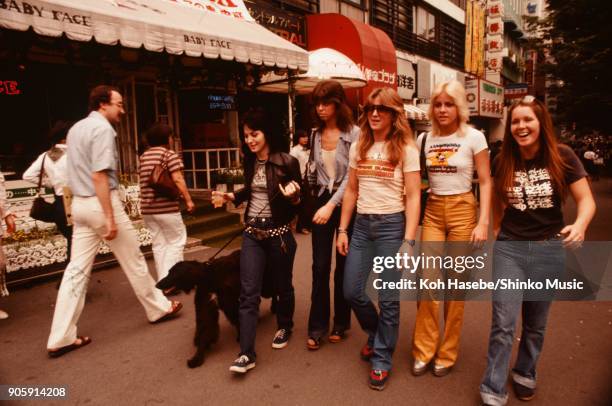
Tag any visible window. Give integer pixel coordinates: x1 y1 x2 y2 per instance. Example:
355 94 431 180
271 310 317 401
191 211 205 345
448 0 466 9
414 6 436 41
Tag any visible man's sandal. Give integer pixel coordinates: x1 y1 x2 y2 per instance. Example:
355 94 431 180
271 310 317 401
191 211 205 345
48 336 92 358
306 337 321 350
151 300 183 324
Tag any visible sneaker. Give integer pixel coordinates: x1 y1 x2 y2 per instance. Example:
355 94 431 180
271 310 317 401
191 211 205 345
512 380 535 401
229 355 255 374
360 344 374 361
369 369 389 391
272 329 291 349
412 359 428 376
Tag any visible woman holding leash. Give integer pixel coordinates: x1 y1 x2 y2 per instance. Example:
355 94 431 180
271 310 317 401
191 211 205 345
479 96 595 405
212 108 302 374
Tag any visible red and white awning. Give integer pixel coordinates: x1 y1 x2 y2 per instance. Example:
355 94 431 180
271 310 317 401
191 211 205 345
404 103 428 121
0 0 309 71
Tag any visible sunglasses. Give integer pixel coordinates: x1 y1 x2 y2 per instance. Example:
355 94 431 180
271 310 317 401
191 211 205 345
364 104 395 115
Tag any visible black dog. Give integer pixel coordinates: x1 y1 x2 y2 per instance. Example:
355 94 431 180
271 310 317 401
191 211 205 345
156 250 275 368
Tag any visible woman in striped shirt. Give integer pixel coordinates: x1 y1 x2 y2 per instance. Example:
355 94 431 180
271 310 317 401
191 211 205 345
139 123 194 283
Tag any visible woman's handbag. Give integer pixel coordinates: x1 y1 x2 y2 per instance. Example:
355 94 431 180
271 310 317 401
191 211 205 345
300 129 319 219
29 153 56 222
419 133 429 225
148 149 180 200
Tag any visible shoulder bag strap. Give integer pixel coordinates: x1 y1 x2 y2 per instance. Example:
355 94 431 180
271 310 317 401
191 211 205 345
420 133 428 181
304 128 317 179
37 153 47 194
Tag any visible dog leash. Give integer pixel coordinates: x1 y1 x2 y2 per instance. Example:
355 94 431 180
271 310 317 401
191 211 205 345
206 189 282 263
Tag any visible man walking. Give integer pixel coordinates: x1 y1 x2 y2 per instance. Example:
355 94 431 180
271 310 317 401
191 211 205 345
47 85 182 357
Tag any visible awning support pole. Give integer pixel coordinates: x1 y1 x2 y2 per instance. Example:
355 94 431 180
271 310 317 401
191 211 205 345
287 70 297 150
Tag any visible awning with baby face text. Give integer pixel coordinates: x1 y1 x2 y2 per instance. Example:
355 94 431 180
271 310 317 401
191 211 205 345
0 0 309 71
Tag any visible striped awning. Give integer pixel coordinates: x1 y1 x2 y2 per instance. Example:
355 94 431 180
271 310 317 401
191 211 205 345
404 104 428 121
0 0 309 71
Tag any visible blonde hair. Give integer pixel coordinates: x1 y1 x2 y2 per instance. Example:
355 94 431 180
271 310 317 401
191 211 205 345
358 87 415 166
428 80 470 136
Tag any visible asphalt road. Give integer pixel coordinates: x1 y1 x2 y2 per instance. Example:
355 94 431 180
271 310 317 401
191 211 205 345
1 178 610 406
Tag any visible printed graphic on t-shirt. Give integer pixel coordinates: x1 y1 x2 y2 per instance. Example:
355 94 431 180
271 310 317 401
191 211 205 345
252 163 266 188
426 143 460 173
508 168 554 211
356 158 396 179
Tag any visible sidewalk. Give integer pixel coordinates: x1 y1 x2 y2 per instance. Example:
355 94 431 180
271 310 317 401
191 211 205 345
0 179 610 405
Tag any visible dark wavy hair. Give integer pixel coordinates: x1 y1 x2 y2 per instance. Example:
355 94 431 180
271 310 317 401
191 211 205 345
240 108 285 164
143 123 174 148
311 80 354 133
48 120 73 146
88 85 120 112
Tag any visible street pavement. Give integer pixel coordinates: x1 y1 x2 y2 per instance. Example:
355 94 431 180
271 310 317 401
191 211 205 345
0 178 610 406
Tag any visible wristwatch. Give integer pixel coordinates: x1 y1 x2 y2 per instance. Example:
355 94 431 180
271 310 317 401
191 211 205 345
402 239 416 247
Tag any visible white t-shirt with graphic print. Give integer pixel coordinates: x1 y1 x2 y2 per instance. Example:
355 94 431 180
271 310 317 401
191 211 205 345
417 127 488 195
349 141 420 214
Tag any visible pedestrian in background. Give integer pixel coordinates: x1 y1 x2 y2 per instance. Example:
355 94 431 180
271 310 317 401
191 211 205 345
0 169 17 319
47 85 182 358
212 108 302 374
480 96 595 405
411 80 492 377
337 87 421 391
139 123 194 283
23 121 73 262
305 80 359 351
289 129 312 234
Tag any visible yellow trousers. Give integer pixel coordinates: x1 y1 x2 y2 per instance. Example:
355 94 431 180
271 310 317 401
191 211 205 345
412 192 477 367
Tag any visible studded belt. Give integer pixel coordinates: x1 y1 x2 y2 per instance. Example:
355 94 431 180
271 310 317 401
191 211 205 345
245 224 291 240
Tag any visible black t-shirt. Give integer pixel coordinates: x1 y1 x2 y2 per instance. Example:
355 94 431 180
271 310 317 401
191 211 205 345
492 144 587 240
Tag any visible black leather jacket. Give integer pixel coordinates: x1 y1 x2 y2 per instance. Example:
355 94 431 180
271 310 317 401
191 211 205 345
234 152 302 226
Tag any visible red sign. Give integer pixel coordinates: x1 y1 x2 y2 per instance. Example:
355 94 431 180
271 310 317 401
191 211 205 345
307 14 397 104
0 81 20 95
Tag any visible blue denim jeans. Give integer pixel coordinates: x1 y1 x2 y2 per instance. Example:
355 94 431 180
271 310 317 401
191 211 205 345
480 235 566 406
344 212 404 371
239 218 297 360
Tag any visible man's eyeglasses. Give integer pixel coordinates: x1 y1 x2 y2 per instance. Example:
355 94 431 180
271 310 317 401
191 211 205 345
364 104 395 115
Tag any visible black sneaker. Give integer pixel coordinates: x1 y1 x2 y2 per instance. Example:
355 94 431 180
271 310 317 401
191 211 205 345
368 369 389 391
512 380 535 401
272 329 291 349
229 355 255 374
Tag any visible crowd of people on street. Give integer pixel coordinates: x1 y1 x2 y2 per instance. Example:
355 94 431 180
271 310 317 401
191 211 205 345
0 79 598 405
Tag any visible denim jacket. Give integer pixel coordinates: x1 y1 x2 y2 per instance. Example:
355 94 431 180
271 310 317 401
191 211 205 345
307 125 360 206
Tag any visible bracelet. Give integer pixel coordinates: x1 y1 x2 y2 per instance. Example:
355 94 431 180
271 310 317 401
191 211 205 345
402 239 416 247
337 228 348 234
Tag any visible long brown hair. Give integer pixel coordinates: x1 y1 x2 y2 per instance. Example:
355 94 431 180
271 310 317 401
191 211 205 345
495 97 570 205
311 80 354 133
357 87 415 166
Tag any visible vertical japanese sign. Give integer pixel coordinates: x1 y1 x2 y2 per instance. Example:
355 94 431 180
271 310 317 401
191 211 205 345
485 0 504 84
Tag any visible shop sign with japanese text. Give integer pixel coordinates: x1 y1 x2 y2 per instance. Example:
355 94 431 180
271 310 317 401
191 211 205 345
396 59 416 100
246 1 306 47
465 78 503 118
